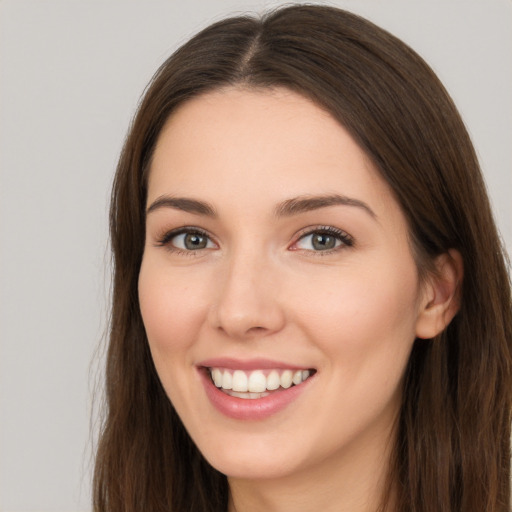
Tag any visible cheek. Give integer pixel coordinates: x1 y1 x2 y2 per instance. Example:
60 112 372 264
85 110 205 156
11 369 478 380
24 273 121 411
291 258 420 370
293 259 420 433
138 258 216 420
138 258 209 362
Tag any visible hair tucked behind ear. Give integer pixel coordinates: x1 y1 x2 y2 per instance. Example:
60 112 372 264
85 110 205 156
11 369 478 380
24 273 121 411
94 5 512 511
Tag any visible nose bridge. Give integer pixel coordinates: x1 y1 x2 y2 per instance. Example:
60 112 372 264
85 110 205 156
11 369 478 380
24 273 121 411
210 239 284 338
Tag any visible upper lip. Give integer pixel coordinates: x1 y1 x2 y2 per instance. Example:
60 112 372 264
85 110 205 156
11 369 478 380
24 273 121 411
198 357 313 371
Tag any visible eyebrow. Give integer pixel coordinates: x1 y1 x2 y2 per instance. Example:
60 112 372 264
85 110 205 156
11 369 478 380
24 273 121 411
146 196 217 217
146 193 377 220
274 194 377 219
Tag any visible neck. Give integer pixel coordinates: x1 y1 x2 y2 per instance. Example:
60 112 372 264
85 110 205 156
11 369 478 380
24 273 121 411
227 422 397 512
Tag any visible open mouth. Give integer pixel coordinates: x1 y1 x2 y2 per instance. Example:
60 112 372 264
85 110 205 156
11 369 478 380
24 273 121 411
207 367 316 399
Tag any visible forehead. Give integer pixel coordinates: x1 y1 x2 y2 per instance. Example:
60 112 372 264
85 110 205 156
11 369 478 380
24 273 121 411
147 87 398 222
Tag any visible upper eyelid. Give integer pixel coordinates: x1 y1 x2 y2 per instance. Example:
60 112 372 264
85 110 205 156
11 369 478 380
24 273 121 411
154 224 353 249
290 225 354 250
156 226 216 246
294 225 352 240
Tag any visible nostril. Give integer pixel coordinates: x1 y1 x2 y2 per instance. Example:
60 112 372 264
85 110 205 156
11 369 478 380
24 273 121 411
244 325 271 337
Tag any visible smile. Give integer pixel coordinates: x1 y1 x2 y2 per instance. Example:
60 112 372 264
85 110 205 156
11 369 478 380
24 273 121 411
209 368 313 399
198 360 316 420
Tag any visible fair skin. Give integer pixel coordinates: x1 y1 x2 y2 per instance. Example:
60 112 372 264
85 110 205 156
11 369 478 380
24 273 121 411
138 87 461 512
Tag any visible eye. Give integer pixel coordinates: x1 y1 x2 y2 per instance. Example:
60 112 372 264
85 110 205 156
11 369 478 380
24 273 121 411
173 232 214 250
157 228 216 253
293 227 353 252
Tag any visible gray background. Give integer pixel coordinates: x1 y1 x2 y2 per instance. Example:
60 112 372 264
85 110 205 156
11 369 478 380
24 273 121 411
1 1 510 510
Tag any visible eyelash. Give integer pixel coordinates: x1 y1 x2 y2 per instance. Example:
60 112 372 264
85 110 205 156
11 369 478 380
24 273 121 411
292 226 354 255
155 226 215 257
155 225 354 256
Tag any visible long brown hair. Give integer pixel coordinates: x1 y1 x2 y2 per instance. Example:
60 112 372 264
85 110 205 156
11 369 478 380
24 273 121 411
94 5 512 511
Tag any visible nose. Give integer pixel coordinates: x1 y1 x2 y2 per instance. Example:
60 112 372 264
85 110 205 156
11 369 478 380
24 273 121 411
208 248 286 340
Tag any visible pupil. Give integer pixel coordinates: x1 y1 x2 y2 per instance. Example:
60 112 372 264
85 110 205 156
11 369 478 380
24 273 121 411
312 233 335 250
185 233 206 250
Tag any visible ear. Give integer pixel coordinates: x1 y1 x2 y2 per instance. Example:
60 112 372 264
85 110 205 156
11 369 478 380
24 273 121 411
415 249 464 340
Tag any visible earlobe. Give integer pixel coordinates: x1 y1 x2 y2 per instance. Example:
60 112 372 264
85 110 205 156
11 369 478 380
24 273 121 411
415 249 464 340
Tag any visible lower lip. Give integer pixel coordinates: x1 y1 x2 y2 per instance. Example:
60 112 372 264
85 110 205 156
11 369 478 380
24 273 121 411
199 369 313 421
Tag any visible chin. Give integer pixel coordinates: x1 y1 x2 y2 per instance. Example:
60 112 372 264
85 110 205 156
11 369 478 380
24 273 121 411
206 450 299 481
192 426 312 481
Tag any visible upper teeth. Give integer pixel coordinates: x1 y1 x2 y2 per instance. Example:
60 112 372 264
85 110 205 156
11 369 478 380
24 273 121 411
209 368 311 392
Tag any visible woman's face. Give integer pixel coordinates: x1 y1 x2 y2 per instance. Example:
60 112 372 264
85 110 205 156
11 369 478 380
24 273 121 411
139 87 427 481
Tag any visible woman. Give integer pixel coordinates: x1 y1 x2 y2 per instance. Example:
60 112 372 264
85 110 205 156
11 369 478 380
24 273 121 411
94 5 512 512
